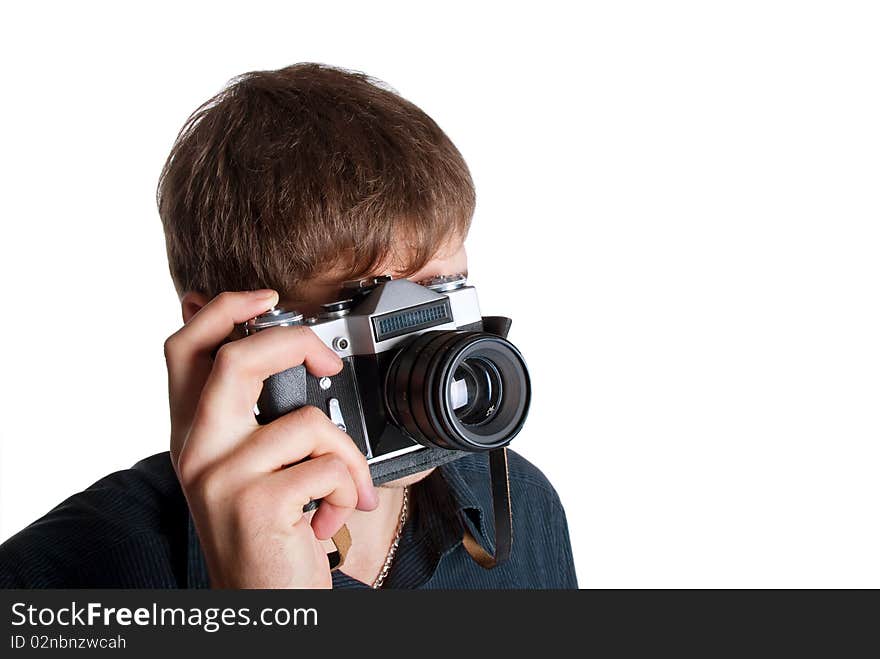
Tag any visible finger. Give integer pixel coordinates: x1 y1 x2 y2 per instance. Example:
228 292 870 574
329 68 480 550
233 405 378 511
310 501 354 542
165 289 279 368
268 454 360 540
197 326 343 425
164 290 279 456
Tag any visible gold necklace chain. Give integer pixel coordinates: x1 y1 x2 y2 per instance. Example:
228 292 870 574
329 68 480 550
371 485 409 589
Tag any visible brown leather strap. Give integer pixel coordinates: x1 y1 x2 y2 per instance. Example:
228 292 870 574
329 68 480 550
327 524 352 571
462 447 513 569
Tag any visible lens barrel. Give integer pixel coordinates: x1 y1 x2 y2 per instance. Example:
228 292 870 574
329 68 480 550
385 331 531 451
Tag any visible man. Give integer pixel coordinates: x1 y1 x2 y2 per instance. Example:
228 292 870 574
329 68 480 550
0 63 577 588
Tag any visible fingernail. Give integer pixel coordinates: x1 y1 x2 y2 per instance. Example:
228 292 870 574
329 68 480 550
253 290 279 309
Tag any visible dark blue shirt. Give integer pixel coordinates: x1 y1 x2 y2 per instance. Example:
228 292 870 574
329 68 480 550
0 450 577 589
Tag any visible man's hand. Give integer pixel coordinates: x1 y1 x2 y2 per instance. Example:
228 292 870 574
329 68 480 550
163 290 379 588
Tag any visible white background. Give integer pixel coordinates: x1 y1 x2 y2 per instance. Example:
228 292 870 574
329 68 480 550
1 1 878 588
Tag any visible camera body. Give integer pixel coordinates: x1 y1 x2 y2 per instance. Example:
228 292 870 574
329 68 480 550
246 274 531 485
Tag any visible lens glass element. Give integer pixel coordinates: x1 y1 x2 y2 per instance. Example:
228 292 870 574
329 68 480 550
451 357 503 426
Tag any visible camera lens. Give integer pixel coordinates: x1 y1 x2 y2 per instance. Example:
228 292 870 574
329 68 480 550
450 357 503 425
385 331 531 451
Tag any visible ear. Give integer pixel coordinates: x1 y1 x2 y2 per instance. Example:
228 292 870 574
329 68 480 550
181 291 210 324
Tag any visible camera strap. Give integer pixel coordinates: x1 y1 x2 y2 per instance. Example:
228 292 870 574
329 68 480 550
327 524 352 571
462 447 513 569
329 449 513 573
460 316 518 570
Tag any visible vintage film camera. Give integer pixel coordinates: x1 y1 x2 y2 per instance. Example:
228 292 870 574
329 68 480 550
245 274 531 485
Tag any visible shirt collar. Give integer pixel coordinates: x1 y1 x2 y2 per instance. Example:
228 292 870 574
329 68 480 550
417 457 494 558
185 454 494 589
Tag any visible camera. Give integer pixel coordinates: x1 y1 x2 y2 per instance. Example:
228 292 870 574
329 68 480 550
244 274 531 484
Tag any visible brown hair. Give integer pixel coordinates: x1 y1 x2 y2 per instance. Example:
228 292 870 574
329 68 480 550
157 63 475 299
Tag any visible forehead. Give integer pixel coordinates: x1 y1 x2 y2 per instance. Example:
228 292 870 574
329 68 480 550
282 241 468 311
404 242 468 281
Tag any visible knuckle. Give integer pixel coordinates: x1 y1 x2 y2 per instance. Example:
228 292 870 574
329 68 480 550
274 324 312 345
324 456 351 483
163 332 181 360
175 445 199 485
298 404 329 426
338 433 366 464
352 452 371 474
193 463 229 503
212 342 242 375
214 291 237 307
